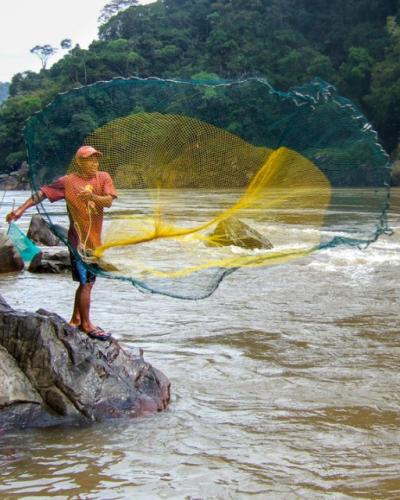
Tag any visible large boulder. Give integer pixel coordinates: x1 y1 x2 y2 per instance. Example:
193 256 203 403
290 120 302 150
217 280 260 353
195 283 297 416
0 295 170 430
26 216 72 273
0 230 24 273
0 345 50 429
28 247 71 273
209 216 273 250
0 175 19 190
0 162 30 190
27 215 61 246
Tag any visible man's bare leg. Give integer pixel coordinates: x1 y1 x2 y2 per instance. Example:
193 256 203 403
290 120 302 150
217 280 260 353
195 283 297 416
78 282 96 333
69 282 96 332
69 286 82 328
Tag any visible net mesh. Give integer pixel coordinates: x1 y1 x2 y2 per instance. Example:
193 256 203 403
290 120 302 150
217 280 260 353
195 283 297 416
7 222 41 263
23 77 391 299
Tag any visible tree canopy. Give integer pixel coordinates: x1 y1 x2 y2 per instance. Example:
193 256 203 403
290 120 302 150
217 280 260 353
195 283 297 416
30 45 58 70
0 0 399 174
0 83 9 103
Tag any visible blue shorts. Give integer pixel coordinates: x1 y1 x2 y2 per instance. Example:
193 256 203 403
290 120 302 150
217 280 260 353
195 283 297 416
70 251 97 284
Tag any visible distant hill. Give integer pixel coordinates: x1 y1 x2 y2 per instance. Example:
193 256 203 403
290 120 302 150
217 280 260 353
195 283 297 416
0 82 9 103
1 0 400 173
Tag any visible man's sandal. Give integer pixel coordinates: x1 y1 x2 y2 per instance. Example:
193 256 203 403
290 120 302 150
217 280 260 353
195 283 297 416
86 326 111 341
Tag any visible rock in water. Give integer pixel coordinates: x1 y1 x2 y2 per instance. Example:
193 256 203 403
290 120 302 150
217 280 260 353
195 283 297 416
28 247 71 273
209 216 273 250
0 345 49 429
27 215 61 246
0 231 24 273
0 295 170 430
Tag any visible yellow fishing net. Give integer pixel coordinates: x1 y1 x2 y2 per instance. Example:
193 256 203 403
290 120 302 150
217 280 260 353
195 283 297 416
66 113 330 282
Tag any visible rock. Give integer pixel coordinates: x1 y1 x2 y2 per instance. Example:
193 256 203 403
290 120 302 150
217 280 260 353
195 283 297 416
0 162 30 191
28 247 71 273
0 230 24 273
27 215 61 246
208 216 273 250
25 216 73 273
26 216 72 273
0 295 171 430
0 176 19 190
27 247 119 274
0 346 52 429
390 146 400 186
391 160 400 187
0 295 11 311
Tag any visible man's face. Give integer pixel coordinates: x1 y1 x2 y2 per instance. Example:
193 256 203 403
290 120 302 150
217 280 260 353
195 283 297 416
77 156 99 178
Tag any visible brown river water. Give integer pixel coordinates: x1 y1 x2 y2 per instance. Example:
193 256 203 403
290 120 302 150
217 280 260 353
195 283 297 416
0 189 399 498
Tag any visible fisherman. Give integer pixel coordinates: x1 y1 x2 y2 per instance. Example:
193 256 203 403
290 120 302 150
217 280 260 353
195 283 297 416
6 145 117 340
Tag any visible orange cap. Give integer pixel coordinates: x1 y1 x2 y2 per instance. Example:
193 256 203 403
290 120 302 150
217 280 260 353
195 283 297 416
75 145 102 159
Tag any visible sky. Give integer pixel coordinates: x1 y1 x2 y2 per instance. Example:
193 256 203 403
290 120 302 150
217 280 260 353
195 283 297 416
0 0 154 82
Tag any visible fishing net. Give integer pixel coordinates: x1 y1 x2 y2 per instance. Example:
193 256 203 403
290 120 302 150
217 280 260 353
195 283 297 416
7 222 41 263
23 77 391 299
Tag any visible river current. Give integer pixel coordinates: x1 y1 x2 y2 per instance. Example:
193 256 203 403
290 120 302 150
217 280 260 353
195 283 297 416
0 189 399 498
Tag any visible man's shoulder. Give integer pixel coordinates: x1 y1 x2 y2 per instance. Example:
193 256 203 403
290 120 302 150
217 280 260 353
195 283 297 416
96 171 113 181
64 173 76 180
98 171 116 185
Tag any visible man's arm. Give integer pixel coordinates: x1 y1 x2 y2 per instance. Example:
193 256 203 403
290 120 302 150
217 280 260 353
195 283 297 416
6 191 47 222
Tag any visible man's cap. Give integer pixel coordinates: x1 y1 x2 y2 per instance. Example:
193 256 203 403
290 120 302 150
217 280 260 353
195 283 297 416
75 145 103 159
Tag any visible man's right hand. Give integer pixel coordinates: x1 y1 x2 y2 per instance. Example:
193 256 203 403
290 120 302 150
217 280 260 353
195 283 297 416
5 191 45 223
6 209 22 223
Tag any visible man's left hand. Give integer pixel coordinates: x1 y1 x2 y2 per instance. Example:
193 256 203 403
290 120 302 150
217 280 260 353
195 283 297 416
78 191 94 202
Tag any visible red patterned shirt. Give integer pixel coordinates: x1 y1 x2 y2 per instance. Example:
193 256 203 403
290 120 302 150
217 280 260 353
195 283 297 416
41 171 117 250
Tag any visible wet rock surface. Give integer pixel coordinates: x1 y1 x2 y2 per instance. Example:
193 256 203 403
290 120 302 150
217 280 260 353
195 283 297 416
0 230 24 273
28 247 71 273
209 216 273 249
27 215 62 246
0 215 71 274
0 295 170 430
0 162 30 191
26 216 71 273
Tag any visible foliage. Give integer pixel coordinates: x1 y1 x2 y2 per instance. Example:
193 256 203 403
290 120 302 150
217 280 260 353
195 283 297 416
30 45 58 69
0 82 9 103
98 0 138 25
364 16 400 151
0 95 42 171
1 0 400 174
60 39 72 50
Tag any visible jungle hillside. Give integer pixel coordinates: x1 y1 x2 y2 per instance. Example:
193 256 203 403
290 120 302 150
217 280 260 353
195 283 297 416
1 0 400 174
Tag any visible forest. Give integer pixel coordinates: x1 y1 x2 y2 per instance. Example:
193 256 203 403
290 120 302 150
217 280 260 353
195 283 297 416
0 83 9 103
1 0 400 174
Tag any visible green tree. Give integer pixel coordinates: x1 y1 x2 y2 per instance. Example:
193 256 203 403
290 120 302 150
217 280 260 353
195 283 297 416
30 45 58 69
98 0 138 25
340 47 374 99
60 39 72 50
0 82 9 103
9 71 43 96
1 0 400 174
0 95 42 172
365 16 400 151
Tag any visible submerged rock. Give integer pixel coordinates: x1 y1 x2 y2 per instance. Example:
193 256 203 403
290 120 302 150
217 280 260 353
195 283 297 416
0 295 170 430
209 216 273 250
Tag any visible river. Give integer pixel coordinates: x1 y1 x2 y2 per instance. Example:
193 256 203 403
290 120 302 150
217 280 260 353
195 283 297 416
0 189 399 498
